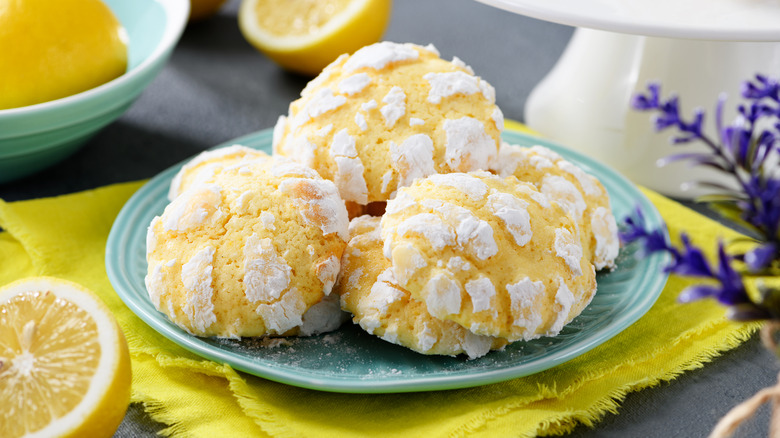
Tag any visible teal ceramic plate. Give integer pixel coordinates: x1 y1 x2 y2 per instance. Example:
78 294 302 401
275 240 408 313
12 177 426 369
106 129 669 394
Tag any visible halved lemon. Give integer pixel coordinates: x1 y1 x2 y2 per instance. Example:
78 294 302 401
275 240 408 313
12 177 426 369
0 277 131 438
238 0 392 76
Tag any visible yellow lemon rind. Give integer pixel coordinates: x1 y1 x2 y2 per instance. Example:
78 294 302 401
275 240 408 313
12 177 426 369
0 277 131 438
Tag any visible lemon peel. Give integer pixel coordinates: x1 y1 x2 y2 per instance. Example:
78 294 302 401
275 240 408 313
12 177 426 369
0 0 128 110
0 277 131 438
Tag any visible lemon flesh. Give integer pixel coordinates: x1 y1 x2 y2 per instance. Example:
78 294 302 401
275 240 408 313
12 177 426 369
0 0 128 110
0 277 131 438
239 0 391 76
253 0 352 37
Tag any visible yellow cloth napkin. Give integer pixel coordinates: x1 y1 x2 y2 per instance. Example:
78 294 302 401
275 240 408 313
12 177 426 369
0 155 760 437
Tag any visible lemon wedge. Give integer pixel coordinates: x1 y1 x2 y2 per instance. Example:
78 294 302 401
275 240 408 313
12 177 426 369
0 277 131 438
0 0 128 110
238 0 392 76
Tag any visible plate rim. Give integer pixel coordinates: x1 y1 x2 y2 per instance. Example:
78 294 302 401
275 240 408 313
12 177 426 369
106 128 670 393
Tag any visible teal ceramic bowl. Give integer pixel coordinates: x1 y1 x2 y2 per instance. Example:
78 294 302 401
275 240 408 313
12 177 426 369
0 0 189 184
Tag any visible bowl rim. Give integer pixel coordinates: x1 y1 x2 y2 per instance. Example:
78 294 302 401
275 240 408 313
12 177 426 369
0 0 190 119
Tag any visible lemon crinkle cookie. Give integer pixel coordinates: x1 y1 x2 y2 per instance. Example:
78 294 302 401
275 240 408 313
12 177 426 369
380 171 597 342
492 143 619 270
273 41 504 207
146 149 350 338
336 216 508 359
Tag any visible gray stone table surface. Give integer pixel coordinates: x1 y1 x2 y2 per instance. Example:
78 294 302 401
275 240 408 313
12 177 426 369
1 0 777 436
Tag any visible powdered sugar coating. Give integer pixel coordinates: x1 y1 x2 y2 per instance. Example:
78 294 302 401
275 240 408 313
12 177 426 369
507 277 545 337
291 88 347 131
338 73 372 95
366 269 406 319
256 288 307 334
465 277 496 313
387 241 427 285
316 255 341 295
423 273 462 318
591 206 620 270
298 293 348 336
272 117 287 150
280 136 318 168
329 129 370 204
270 160 320 179
451 56 474 75
555 227 584 276
279 177 350 241
443 117 497 172
487 191 532 247
169 145 268 201
180 246 217 334
447 256 472 272
426 172 489 201
390 134 436 188
162 185 223 232
380 86 407 128
361 99 378 111
354 113 368 131
343 41 420 72
492 107 504 131
331 128 358 157
424 71 485 104
243 234 291 303
384 190 417 216
542 174 588 220
546 277 575 335
419 198 498 260
422 43 440 57
391 212 456 253
316 124 333 137
145 263 164 308
260 211 275 230
558 160 602 197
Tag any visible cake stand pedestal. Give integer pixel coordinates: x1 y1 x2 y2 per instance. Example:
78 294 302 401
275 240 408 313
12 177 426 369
476 0 780 198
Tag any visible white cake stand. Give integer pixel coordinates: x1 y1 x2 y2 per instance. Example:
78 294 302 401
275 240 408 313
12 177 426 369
476 0 780 197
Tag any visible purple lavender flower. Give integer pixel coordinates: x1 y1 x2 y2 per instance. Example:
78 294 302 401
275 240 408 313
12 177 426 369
622 207 751 308
745 243 777 272
633 75 780 273
632 83 706 144
627 73 780 322
742 74 779 101
668 234 714 278
619 206 670 256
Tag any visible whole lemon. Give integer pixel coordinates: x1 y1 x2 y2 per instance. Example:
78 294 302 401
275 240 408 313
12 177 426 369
0 0 128 110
